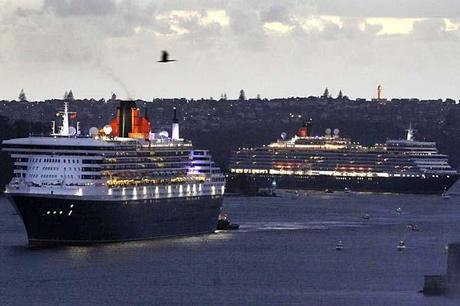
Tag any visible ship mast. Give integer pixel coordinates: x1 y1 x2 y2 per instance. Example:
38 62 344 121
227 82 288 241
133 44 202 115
51 101 71 137
61 101 70 136
406 123 414 141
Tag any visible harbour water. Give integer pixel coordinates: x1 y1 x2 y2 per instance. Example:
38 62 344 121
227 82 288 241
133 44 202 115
1 185 460 305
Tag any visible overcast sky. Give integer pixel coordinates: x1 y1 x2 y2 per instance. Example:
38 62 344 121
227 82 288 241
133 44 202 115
0 0 459 101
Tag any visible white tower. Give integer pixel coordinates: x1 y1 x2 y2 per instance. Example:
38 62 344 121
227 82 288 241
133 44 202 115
172 107 180 140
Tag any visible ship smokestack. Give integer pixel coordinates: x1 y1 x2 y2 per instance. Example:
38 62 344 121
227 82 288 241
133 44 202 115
119 100 136 137
172 106 179 140
297 119 312 137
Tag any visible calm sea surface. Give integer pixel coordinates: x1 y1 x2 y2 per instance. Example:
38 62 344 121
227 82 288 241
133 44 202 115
1 184 460 306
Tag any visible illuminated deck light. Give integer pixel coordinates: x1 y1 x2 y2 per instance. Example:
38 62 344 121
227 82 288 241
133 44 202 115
167 185 172 194
179 185 183 194
155 186 159 196
186 185 191 193
221 186 225 195
122 188 126 196
199 184 202 192
68 210 73 216
108 189 113 195
193 184 197 194
211 185 216 195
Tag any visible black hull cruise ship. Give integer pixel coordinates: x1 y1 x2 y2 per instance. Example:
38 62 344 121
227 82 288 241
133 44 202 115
3 102 225 246
228 122 459 195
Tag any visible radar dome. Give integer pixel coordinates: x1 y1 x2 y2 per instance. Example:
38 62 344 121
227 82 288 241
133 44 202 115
69 126 77 136
280 132 287 140
325 128 332 135
333 128 340 135
89 127 99 137
103 125 112 136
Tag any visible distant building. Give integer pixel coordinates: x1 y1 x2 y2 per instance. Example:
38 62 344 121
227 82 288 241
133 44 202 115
372 85 388 102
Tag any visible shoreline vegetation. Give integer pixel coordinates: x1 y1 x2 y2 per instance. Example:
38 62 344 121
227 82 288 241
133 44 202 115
1 95 459 189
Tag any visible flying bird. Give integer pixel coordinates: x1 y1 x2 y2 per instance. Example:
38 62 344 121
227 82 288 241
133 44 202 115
158 50 176 63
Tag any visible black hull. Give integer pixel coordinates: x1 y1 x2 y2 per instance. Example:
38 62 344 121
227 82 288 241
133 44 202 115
7 194 223 246
227 173 459 195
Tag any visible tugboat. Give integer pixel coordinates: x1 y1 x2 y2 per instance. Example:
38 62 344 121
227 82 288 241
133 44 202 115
441 188 451 200
397 241 406 251
216 213 239 230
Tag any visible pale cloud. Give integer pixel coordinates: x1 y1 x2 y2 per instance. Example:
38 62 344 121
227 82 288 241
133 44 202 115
445 19 460 31
364 18 423 35
43 0 116 16
155 9 229 35
263 22 293 33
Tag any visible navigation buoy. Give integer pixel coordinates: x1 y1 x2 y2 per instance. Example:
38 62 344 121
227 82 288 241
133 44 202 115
336 240 344 251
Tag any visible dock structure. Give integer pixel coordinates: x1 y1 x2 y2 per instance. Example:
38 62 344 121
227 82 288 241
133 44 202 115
423 243 460 296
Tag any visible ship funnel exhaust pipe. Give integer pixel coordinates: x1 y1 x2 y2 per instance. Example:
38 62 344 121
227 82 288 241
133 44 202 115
172 107 179 140
119 100 136 137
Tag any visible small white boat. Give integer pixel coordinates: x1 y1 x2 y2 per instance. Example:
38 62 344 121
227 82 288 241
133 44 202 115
336 240 344 251
362 213 370 220
397 240 406 251
344 187 351 194
396 207 402 214
407 223 420 231
442 193 451 200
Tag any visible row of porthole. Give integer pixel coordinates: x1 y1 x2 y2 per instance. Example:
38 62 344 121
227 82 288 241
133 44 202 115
46 209 73 216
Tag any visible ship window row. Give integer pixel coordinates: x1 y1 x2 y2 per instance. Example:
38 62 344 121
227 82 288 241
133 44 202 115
82 159 103 164
10 151 100 157
30 166 83 172
82 167 101 172
3 144 127 151
14 158 29 162
103 156 189 164
113 151 191 157
101 163 190 171
29 158 81 164
13 165 28 170
27 173 100 180
104 172 190 180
